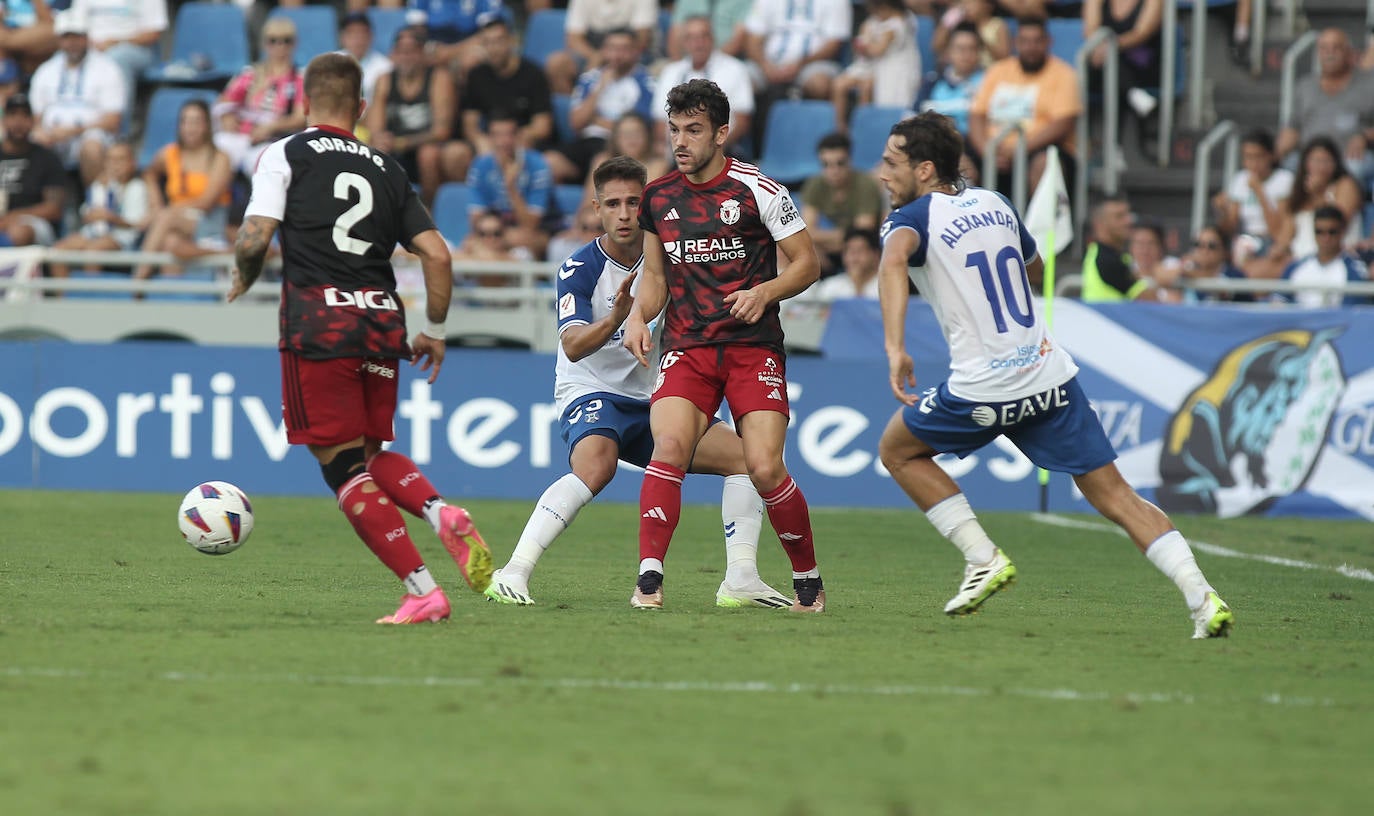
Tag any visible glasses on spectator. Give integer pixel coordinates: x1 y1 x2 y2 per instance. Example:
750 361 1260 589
1313 227 1343 235
1193 240 1221 249
266 37 295 46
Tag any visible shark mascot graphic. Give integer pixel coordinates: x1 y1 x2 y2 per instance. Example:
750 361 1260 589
1157 328 1346 517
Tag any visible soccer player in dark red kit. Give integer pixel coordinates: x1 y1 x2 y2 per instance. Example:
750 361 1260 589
624 78 827 612
228 53 493 624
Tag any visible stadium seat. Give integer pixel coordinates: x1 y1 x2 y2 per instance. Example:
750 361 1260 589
522 10 567 68
1047 19 1085 67
551 94 575 145
554 184 585 223
268 7 340 65
138 88 218 169
367 7 408 53
143 2 249 85
433 183 472 247
850 105 912 170
757 100 836 185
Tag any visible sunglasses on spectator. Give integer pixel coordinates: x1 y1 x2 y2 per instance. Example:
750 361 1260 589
266 36 295 45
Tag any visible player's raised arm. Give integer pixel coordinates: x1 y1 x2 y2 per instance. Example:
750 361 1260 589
879 225 920 405
563 269 637 362
228 215 279 302
407 228 454 384
625 232 668 366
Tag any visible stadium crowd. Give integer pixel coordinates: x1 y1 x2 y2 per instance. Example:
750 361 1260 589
0 0 1370 306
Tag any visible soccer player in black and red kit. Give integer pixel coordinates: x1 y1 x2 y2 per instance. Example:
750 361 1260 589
624 78 828 612
228 53 493 624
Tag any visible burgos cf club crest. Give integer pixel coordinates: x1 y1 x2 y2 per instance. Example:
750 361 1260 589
1157 328 1345 517
719 199 740 225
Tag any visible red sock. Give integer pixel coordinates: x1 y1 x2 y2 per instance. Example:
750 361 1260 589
338 472 423 580
639 461 685 563
761 476 817 574
367 450 441 518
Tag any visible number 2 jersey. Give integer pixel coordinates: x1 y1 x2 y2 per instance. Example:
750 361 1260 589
553 236 655 416
244 125 436 360
881 186 1077 402
637 158 805 354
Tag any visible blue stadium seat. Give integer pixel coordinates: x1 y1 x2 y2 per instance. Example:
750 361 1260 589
850 105 912 170
1047 19 1085 67
367 7 408 53
143 2 249 85
433 183 472 247
269 7 340 65
138 88 218 169
915 15 935 75
757 100 836 185
554 184 585 220
523 10 567 68
551 94 575 144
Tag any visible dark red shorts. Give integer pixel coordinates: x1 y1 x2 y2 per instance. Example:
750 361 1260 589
281 352 399 447
651 345 790 421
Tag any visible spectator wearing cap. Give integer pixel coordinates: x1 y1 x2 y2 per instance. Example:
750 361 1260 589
28 8 126 184
79 0 168 111
337 11 392 106
460 14 553 157
0 93 67 248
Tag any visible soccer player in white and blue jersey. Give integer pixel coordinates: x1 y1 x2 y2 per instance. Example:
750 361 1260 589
873 112 1234 638
484 156 791 608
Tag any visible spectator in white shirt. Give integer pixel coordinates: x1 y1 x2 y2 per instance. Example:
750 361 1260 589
1211 127 1293 264
545 0 658 95
815 227 882 300
47 139 150 290
744 0 851 101
337 11 392 106
1279 206 1371 308
28 8 126 183
653 15 754 156
76 0 167 110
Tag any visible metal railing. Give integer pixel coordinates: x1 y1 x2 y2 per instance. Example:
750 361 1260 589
1187 0 1209 130
1160 0 1178 167
1054 272 1374 300
983 122 1028 213
1190 120 1240 239
1075 28 1119 255
1278 29 1320 134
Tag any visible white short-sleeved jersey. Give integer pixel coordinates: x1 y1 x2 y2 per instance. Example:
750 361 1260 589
554 236 656 415
881 186 1077 402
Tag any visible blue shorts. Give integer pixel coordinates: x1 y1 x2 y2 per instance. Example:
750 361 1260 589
902 377 1117 475
559 392 655 468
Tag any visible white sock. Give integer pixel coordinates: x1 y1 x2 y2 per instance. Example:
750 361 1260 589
721 474 764 585
422 498 446 534
503 473 594 582
639 557 664 576
1145 530 1212 610
792 567 820 580
925 494 997 565
403 565 438 596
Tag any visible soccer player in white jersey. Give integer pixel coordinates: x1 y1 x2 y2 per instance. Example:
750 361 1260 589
873 112 1235 638
484 155 792 608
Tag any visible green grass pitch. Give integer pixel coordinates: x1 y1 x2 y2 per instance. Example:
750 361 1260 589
1 489 1371 815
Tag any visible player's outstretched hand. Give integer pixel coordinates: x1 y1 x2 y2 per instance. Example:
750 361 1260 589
226 269 247 303
723 287 767 324
410 333 445 384
889 350 918 406
623 317 652 368
610 270 637 323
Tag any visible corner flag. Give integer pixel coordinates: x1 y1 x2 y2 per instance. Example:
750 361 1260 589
1022 147 1073 511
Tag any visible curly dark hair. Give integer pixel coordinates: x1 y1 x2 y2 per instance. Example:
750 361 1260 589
888 111 964 186
664 78 730 131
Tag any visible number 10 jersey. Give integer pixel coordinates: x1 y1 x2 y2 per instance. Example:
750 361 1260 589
880 186 1077 403
245 125 436 360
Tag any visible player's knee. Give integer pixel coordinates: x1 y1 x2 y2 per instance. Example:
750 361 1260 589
746 459 787 492
652 435 694 468
320 446 368 495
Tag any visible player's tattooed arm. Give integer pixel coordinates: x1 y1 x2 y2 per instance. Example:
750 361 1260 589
228 216 280 301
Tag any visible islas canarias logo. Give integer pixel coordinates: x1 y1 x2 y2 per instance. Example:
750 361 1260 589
1156 328 1345 517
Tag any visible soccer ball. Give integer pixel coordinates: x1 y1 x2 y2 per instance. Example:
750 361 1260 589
178 481 254 555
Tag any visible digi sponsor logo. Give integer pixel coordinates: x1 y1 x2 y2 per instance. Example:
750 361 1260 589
662 236 747 264
324 287 398 310
1158 328 1345 517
